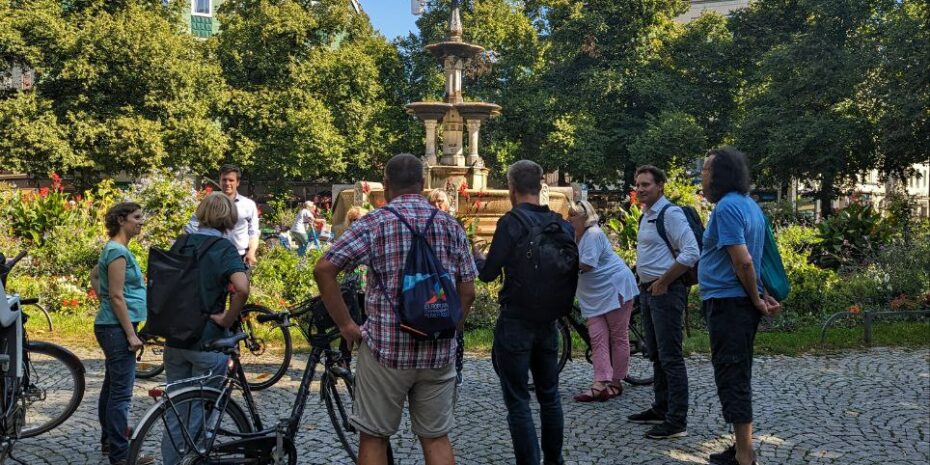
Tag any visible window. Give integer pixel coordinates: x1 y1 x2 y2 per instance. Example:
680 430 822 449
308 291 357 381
193 0 210 15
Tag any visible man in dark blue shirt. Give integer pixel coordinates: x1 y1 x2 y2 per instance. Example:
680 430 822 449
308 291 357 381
474 160 574 465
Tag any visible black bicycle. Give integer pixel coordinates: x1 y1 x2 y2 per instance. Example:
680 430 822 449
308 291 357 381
134 304 292 392
0 251 86 464
128 276 392 465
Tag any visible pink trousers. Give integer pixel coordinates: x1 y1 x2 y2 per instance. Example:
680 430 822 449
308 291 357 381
586 297 634 383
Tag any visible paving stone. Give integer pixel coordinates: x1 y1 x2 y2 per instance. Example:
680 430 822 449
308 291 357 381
9 347 929 464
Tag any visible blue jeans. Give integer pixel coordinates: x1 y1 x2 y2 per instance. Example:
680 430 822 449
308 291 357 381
640 281 689 429
161 347 229 465
493 313 564 465
96 324 137 464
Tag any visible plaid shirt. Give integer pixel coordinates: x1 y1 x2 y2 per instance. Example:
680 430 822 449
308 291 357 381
324 194 477 369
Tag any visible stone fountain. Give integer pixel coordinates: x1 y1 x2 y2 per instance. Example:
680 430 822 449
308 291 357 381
331 1 571 241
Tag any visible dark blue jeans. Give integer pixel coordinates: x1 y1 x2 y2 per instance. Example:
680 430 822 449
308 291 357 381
95 324 137 464
493 313 564 465
640 281 689 429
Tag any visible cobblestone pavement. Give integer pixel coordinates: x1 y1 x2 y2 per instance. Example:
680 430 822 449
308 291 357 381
10 347 929 465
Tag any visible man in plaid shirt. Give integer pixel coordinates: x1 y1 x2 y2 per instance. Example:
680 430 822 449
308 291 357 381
315 153 477 465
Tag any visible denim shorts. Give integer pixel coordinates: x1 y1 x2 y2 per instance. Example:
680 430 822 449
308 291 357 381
703 297 761 424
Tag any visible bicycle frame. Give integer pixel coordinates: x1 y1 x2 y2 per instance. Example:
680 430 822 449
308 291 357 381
141 324 348 464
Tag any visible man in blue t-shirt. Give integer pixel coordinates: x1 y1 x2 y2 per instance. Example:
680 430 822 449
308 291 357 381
698 147 780 465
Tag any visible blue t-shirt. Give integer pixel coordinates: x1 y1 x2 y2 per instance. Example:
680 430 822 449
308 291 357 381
95 241 147 325
698 192 766 300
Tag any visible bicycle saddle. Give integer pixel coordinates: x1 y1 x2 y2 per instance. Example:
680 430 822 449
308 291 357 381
202 332 248 353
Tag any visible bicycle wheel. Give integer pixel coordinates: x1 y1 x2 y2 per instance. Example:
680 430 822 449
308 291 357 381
322 371 358 463
239 305 292 391
128 387 253 465
19 341 86 438
555 318 571 373
23 302 54 334
136 337 165 379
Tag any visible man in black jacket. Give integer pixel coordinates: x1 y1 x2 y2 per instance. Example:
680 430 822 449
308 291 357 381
474 160 575 465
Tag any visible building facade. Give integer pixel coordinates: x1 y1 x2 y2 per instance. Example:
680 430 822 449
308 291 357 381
676 0 749 22
185 0 224 38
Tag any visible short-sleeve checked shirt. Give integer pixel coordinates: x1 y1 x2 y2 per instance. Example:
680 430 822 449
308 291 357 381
324 194 477 369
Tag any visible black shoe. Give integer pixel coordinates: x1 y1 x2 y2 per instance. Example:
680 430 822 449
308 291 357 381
644 422 688 439
709 445 758 465
709 445 736 464
627 408 665 424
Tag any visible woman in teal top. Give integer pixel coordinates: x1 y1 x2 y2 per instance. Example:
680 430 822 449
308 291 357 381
91 202 153 465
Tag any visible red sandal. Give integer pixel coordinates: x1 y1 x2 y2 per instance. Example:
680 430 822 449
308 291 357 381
573 385 610 402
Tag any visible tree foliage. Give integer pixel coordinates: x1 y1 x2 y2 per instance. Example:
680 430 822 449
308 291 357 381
0 0 227 183
0 0 925 208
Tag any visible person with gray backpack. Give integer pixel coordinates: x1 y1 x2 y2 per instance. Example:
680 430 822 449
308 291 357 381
473 160 578 465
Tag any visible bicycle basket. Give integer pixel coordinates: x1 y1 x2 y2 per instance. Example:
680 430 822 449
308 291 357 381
296 280 364 336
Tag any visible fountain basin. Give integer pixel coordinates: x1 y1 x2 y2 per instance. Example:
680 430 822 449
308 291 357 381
425 41 485 61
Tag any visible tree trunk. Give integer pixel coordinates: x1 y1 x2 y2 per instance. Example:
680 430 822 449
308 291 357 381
820 175 835 219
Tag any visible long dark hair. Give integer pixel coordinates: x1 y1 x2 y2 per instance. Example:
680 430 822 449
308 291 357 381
705 146 751 203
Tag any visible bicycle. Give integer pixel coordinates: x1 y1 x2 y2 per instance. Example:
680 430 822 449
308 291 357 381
128 276 392 465
133 305 292 391
0 251 86 464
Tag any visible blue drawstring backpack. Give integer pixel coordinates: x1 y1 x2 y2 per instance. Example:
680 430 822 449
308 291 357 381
375 206 461 340
761 215 790 302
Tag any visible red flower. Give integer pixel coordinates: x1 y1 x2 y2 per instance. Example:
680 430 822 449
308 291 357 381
278 299 287 306
39 187 49 198
50 173 62 191
70 299 79 307
473 200 482 210
375 199 386 207
628 190 639 205
458 180 469 194
204 185 213 194
847 304 862 315
87 288 98 300
362 182 371 194
60 298 69 307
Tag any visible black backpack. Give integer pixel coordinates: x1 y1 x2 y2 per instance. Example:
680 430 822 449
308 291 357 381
653 203 704 286
375 206 462 341
508 208 579 321
143 235 222 347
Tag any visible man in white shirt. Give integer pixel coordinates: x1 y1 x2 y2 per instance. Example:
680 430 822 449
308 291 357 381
186 165 260 266
628 165 700 440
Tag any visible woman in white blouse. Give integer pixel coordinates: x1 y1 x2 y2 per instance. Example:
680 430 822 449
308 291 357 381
568 200 640 402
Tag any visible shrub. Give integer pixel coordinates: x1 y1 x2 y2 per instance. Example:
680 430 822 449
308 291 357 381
1 174 76 244
811 201 893 269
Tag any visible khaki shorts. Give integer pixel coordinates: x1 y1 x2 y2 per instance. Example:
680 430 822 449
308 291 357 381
351 343 456 438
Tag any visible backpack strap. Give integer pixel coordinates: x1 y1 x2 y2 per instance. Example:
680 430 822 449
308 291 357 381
654 204 677 258
509 206 537 234
171 234 223 259
383 205 440 237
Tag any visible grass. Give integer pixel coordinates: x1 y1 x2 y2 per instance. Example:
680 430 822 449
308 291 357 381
32 311 930 357
464 320 929 357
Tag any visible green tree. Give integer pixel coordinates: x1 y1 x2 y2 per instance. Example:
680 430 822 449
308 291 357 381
538 0 702 186
216 0 405 191
0 0 228 182
860 0 930 178
732 0 883 215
